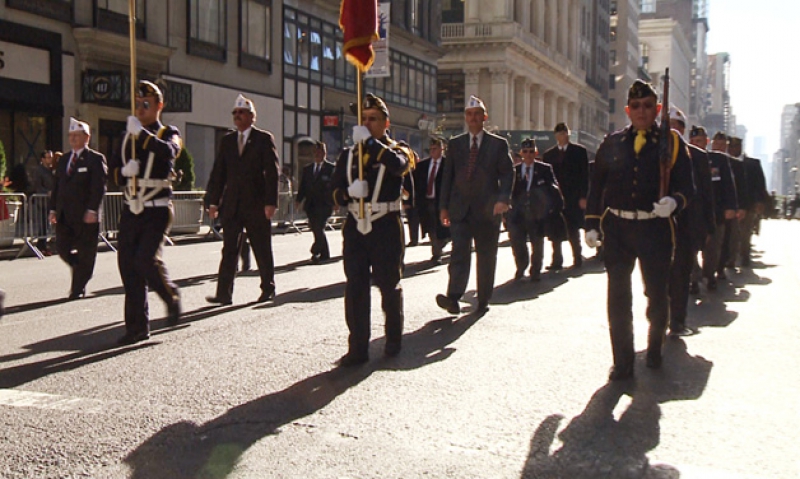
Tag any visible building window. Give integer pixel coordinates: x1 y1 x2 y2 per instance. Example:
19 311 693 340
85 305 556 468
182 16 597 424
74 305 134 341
188 0 226 62
240 0 272 73
7 0 72 23
442 0 464 23
437 73 465 113
609 98 616 114
96 0 146 38
641 0 656 13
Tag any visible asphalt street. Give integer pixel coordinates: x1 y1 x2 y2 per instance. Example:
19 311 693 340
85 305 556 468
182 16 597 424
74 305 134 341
0 219 798 478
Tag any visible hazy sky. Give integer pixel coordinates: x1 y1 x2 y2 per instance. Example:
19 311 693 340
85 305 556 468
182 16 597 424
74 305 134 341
706 1 800 158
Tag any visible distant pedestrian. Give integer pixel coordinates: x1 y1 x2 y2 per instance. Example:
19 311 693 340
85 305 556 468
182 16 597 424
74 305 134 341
31 150 56 254
296 141 334 263
413 136 450 263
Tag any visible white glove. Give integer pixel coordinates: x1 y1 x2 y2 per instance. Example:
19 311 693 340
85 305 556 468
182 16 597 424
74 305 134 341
347 179 369 199
352 125 371 144
126 115 143 136
585 229 600 248
121 160 140 177
652 196 677 218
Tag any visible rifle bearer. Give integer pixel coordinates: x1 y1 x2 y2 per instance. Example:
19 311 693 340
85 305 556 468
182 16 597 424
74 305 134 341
330 93 415 366
584 79 695 381
112 80 182 346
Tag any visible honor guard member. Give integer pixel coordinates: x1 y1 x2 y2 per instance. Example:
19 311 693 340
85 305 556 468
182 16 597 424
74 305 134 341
584 80 695 380
691 128 737 290
508 138 564 282
728 136 769 266
713 133 746 279
541 122 589 270
112 80 182 346
48 118 108 299
330 93 414 366
667 109 715 336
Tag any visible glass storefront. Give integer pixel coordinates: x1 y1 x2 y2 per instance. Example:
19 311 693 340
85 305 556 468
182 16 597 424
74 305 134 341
0 110 50 181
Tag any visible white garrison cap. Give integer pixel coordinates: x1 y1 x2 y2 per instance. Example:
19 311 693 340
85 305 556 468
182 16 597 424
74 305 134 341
68 117 90 135
465 95 486 112
233 94 255 113
669 105 687 125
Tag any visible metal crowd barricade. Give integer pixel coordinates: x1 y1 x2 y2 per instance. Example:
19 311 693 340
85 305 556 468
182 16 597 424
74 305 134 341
169 191 206 239
0 192 30 258
25 193 54 259
273 190 302 234
100 192 125 252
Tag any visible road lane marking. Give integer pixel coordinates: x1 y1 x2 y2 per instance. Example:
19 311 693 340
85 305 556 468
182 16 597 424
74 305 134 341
0 389 106 414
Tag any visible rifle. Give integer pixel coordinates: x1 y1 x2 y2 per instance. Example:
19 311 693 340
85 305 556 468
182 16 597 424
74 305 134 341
659 67 671 198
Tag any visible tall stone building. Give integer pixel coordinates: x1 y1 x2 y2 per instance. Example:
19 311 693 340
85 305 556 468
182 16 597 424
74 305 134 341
437 0 609 150
704 52 732 137
609 0 644 133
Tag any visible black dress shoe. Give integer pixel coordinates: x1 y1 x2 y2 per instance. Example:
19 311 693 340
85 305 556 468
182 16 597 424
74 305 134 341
336 352 369 367
546 264 563 272
239 262 251 272
117 331 150 346
206 295 232 305
310 255 320 265
68 289 86 301
608 363 634 381
669 326 693 337
384 341 402 357
572 259 583 269
514 270 525 281
646 351 663 369
475 301 489 314
406 241 418 247
529 273 541 282
435 294 460 315
431 255 443 265
256 290 275 303
167 296 182 326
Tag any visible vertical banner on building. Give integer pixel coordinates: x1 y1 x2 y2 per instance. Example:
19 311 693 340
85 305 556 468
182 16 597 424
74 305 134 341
364 2 390 78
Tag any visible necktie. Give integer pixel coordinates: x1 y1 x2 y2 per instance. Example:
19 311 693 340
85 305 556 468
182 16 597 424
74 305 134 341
314 163 320 177
525 165 532 191
634 130 647 156
467 136 478 178
238 133 245 155
426 160 438 197
67 152 77 176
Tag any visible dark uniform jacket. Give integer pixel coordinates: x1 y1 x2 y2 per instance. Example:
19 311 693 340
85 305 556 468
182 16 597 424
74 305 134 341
332 135 412 207
509 160 565 239
50 148 107 225
728 157 750 211
541 142 588 227
296 160 335 217
413 155 449 239
707 151 738 223
206 127 280 219
742 155 769 208
439 130 514 222
682 145 716 246
110 121 181 201
586 124 695 231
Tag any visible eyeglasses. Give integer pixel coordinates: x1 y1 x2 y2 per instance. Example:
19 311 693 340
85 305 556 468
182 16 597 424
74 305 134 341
135 100 151 110
628 100 656 111
362 115 382 122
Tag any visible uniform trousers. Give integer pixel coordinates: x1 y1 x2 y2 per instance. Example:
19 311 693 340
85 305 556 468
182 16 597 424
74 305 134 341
719 219 740 270
551 210 582 267
342 212 404 357
117 206 178 335
421 201 447 257
739 210 758 264
55 219 99 296
446 215 502 304
702 222 726 280
508 215 545 277
307 211 331 259
602 214 673 369
669 216 698 330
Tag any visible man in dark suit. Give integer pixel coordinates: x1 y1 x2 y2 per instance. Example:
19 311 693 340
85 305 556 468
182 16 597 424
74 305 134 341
728 136 768 266
413 136 450 263
508 138 563 282
206 94 280 305
436 95 515 314
541 122 588 270
296 140 334 263
48 118 107 300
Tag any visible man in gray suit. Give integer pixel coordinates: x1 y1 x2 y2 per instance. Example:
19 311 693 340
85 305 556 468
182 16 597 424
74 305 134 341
436 96 514 314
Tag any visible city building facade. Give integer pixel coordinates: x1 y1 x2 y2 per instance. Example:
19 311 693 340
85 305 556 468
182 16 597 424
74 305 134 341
609 0 644 133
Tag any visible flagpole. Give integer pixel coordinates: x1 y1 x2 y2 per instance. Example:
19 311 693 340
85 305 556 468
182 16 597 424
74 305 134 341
356 70 364 219
128 0 137 189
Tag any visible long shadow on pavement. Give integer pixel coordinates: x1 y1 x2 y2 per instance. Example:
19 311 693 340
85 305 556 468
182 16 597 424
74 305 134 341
521 339 712 478
490 258 606 306
124 311 485 479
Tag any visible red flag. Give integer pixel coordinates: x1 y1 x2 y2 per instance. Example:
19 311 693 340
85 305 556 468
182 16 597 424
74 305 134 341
339 0 379 72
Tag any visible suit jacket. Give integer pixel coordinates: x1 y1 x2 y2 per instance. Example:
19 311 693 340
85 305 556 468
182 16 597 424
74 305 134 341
413 155 449 238
681 145 716 245
707 151 738 223
742 155 769 208
509 161 565 239
296 160 334 217
49 148 107 225
439 130 514 222
541 142 589 212
205 127 280 220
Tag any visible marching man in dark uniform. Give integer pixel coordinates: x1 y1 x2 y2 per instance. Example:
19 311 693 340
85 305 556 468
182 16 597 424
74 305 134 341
508 138 563 282
296 140 334 264
667 109 715 336
331 93 414 366
584 80 695 380
48 118 107 300
541 122 589 270
413 136 450 263
112 80 182 345
728 136 769 266
691 127 737 291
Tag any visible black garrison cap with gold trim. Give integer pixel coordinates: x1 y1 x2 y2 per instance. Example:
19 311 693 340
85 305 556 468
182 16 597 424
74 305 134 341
554 122 569 133
689 125 707 138
712 131 728 142
521 138 536 149
137 80 163 102
627 79 658 101
728 136 743 148
349 93 389 118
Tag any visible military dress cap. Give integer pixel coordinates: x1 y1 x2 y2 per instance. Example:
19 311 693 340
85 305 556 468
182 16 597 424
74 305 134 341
520 138 536 149
554 122 569 133
465 95 487 112
689 125 707 137
429 136 445 146
669 106 687 125
349 93 389 118
712 131 728 142
232 93 256 113
137 80 163 102
627 79 658 101
728 136 743 147
68 117 90 136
